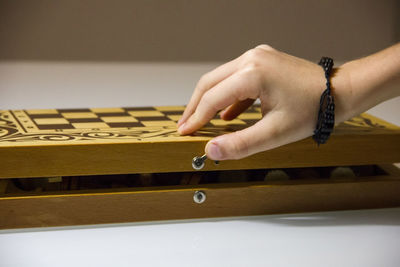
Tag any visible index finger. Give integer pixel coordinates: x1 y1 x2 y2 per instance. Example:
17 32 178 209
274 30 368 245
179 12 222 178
178 57 240 127
178 71 259 135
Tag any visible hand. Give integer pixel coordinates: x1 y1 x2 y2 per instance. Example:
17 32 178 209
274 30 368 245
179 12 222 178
177 45 350 160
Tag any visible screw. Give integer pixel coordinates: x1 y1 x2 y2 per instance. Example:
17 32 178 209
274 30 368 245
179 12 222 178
192 154 207 170
193 190 206 204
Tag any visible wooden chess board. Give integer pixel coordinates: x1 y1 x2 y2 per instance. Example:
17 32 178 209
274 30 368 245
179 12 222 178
1 105 400 229
0 105 262 143
0 105 399 178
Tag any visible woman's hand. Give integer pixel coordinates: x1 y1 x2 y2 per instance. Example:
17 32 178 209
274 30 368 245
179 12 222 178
177 43 400 161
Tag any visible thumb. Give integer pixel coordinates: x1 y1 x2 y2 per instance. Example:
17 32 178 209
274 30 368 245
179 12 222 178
205 116 280 160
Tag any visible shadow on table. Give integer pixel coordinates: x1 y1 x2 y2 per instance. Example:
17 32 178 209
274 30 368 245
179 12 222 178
247 208 400 227
1 208 400 234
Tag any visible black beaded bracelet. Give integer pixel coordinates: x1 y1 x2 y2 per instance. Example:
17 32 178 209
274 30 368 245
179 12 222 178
313 57 335 145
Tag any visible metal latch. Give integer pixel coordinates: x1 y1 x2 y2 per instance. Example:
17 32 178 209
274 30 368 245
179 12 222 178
192 154 219 170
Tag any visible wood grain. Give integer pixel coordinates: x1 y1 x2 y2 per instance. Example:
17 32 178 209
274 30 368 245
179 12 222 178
1 133 399 178
0 106 399 178
1 173 399 229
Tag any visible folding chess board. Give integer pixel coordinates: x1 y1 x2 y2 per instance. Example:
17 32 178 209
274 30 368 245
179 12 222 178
1 105 400 229
21 106 260 130
0 105 399 178
0 105 262 144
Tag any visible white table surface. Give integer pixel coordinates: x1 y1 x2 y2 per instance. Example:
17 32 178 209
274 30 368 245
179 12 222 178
0 61 399 267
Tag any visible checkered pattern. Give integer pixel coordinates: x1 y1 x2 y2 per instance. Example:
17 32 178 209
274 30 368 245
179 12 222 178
24 106 262 131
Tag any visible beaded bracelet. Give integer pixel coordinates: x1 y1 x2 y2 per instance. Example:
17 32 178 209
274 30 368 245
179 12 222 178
313 57 335 145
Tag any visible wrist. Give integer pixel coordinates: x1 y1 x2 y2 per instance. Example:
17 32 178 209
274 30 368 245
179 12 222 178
333 44 400 123
329 62 354 124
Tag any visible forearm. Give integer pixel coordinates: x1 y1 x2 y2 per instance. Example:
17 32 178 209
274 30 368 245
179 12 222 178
334 43 400 123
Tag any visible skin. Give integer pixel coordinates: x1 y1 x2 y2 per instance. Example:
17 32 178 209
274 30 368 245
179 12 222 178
177 44 400 161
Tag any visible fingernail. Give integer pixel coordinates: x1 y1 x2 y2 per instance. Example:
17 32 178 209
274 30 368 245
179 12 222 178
178 123 186 134
207 141 223 160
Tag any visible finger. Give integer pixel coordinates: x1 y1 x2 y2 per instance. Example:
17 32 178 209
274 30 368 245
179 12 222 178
220 98 255 121
178 71 258 135
205 112 294 160
177 58 240 127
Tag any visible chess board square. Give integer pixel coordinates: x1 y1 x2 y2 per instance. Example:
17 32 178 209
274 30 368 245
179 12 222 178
72 122 109 129
95 113 127 117
107 122 144 128
28 114 63 119
167 115 182 121
68 118 103 123
26 109 58 115
37 124 75 130
124 107 156 111
141 120 177 127
210 119 246 126
128 111 165 117
237 113 262 120
155 106 186 112
90 108 125 113
62 112 98 119
101 116 138 123
34 118 70 125
58 108 91 113
162 111 185 115
138 116 169 121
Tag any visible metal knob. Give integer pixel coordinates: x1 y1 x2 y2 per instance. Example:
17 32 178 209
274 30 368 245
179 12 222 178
192 154 207 170
193 190 206 204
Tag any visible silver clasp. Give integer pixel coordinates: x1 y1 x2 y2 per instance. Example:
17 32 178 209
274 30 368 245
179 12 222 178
192 154 207 170
192 154 219 170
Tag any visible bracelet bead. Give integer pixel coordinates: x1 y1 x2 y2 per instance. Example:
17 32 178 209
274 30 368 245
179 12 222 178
313 57 335 145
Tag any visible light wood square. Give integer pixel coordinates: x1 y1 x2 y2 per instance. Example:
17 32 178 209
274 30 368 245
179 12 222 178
62 112 98 119
141 121 177 127
90 108 125 113
167 115 182 121
72 122 109 129
238 113 262 120
210 119 246 126
128 111 164 117
27 109 58 115
155 106 186 111
34 118 70 125
101 116 138 123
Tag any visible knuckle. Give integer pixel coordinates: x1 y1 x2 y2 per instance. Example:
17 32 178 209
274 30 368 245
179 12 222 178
255 44 275 52
242 60 259 71
199 72 210 83
244 48 263 61
242 47 271 69
196 72 212 92
236 67 263 100
231 86 245 101
240 63 260 75
242 45 276 65
231 132 249 159
201 91 217 112
240 64 262 82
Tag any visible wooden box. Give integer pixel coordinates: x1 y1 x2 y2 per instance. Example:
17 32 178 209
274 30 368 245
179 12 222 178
0 105 399 229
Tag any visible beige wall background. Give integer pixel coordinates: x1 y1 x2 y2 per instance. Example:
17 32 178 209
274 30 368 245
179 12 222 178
0 0 399 63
